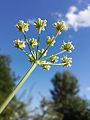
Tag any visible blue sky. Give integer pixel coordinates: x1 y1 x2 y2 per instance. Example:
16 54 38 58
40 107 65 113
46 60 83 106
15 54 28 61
0 0 90 108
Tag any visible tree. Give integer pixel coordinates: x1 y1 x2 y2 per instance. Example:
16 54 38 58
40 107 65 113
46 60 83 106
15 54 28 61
33 71 90 120
50 71 90 120
50 71 79 102
0 55 29 120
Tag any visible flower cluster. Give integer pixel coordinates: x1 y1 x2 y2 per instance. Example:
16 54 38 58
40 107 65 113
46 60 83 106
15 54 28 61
34 18 47 34
14 39 26 49
46 36 55 46
14 18 75 70
50 55 59 63
61 41 74 53
16 20 29 33
39 61 51 70
29 38 38 48
53 21 68 35
61 56 72 67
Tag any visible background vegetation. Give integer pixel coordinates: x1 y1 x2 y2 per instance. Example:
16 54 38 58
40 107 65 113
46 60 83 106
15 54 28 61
0 54 90 120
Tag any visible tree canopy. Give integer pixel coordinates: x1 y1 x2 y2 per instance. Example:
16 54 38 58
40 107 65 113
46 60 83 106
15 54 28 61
32 71 90 120
0 55 29 120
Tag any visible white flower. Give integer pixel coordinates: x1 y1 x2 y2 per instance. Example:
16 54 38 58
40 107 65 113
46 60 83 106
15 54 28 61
39 61 51 70
29 38 38 48
50 55 59 63
46 36 55 46
61 41 74 53
42 64 51 70
38 49 47 57
16 20 29 32
61 56 72 67
14 39 26 49
34 18 47 34
53 21 68 35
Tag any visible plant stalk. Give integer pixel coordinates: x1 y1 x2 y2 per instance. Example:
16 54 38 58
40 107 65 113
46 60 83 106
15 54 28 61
0 63 37 114
36 33 40 59
23 33 35 60
42 50 66 61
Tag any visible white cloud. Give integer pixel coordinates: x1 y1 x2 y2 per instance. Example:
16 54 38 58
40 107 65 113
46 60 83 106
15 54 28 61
53 5 90 31
66 5 90 31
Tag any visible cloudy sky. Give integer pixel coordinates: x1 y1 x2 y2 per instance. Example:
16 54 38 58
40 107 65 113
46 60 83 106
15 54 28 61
0 0 90 108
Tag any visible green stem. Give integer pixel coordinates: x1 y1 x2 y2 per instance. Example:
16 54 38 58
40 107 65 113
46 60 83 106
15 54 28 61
39 62 62 66
0 63 37 114
36 33 40 59
20 48 29 57
42 50 66 61
38 44 50 60
23 33 35 60
39 34 58 60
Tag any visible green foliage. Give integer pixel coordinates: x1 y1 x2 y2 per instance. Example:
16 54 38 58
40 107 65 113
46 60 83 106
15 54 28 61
32 71 90 120
0 55 29 120
50 71 90 120
50 71 79 102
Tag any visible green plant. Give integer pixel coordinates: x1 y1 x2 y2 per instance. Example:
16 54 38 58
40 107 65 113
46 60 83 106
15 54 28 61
0 18 74 114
